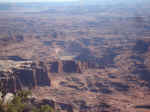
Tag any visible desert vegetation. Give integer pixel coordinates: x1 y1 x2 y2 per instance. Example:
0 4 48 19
0 0 150 112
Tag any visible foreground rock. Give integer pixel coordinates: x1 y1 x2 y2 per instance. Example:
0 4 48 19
3 93 14 105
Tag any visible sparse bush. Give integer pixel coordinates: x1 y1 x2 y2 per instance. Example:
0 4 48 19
0 90 55 112
40 104 54 112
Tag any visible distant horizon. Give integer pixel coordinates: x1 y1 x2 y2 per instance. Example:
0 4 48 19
0 0 79 3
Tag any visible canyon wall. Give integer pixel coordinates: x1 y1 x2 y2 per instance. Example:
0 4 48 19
0 60 50 92
0 59 91 92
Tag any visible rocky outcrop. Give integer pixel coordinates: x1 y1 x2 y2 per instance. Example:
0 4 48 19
47 60 82 73
0 59 93 92
46 59 102 74
0 60 50 92
0 59 90 92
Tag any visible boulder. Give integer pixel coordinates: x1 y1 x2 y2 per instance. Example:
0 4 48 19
0 92 2 101
3 93 14 105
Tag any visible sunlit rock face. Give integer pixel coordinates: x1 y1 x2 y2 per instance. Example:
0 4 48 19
0 92 2 101
3 93 14 105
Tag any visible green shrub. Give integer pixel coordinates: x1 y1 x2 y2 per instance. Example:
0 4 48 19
40 105 54 112
0 90 55 112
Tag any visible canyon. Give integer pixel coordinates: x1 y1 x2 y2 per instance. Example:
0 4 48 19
0 59 88 92
0 0 150 112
